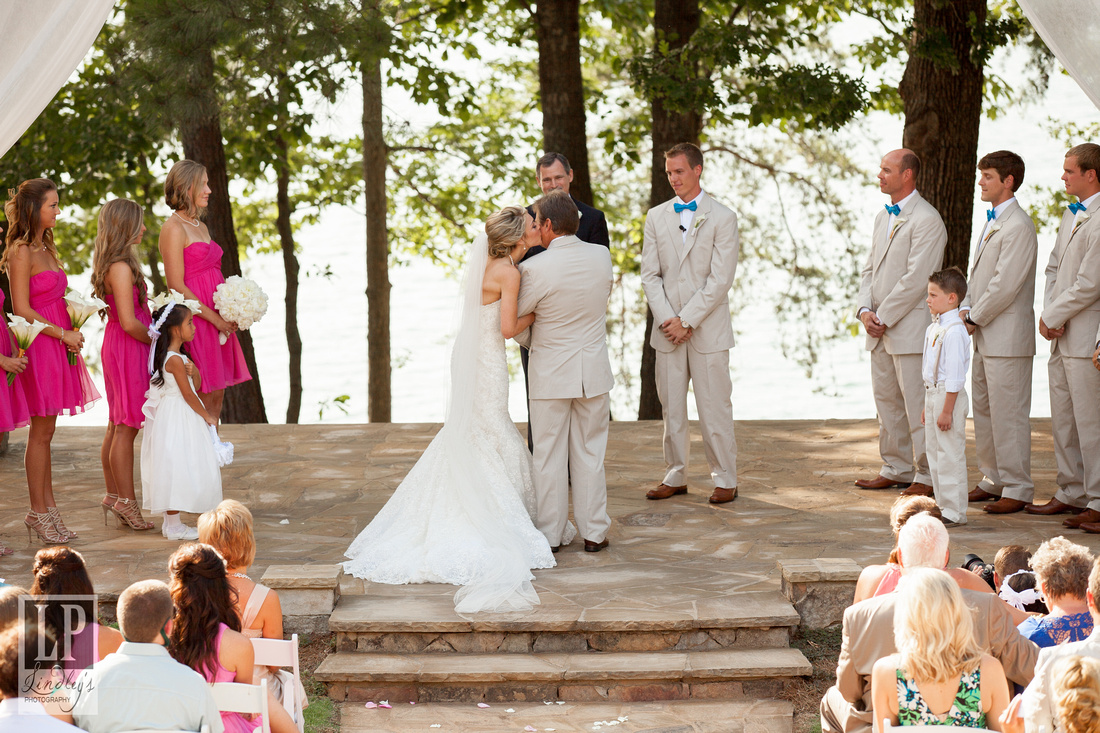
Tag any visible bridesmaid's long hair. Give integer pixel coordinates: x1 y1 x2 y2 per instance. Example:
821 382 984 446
149 303 191 387
164 160 208 221
167 543 240 678
1 178 60 273
30 547 97 651
91 199 148 314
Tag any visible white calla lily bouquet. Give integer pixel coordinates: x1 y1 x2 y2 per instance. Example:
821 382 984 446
212 276 268 345
63 291 108 365
6 315 49 385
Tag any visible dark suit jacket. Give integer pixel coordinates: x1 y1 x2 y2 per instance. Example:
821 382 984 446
522 196 609 263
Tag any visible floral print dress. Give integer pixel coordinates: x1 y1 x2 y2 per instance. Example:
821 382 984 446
896 667 986 727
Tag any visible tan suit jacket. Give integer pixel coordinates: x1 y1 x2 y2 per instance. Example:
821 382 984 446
1023 628 1100 733
963 200 1038 357
858 193 947 354
833 586 1038 730
640 192 739 354
516 235 614 399
1042 203 1100 358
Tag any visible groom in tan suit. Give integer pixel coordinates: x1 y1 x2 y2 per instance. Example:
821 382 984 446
516 190 615 552
640 143 739 505
855 149 946 495
962 150 1038 515
1028 143 1100 530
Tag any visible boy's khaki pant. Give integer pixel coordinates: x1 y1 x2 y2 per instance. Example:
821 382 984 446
925 384 969 524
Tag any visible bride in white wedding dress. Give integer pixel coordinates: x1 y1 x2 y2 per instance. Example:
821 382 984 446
344 206 573 613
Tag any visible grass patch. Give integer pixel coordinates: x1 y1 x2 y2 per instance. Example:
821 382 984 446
300 632 339 733
781 626 843 733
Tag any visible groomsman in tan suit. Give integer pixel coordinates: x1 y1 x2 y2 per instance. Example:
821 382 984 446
1028 143 1100 529
855 150 947 495
516 190 615 552
961 151 1038 514
640 143 739 505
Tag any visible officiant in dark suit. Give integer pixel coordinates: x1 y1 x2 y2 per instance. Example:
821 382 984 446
521 152 610 449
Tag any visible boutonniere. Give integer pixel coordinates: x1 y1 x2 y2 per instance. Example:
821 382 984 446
691 215 708 236
888 217 907 241
983 223 1002 243
1074 213 1091 235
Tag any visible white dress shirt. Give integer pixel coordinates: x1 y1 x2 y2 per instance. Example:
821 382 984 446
0 698 81 732
1075 191 1100 227
1023 627 1100 733
921 308 971 391
71 641 225 733
886 189 918 240
975 196 1016 259
677 190 704 243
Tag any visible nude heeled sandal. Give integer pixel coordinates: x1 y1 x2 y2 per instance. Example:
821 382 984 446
100 493 119 526
47 507 77 540
109 498 154 531
25 510 68 544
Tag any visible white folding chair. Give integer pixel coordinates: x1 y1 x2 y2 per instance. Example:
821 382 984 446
211 678 270 733
251 633 301 690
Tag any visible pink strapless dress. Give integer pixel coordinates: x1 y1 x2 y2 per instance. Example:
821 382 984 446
0 289 30 431
203 623 264 733
102 285 152 429
183 241 251 392
21 269 100 416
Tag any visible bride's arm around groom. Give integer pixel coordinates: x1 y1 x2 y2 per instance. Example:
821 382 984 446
513 190 615 552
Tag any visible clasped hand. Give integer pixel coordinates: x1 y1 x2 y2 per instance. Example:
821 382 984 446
1039 317 1064 341
61 329 84 353
860 310 887 338
660 317 692 345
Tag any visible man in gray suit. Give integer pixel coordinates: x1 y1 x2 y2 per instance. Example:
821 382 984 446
855 149 947 497
1028 143 1100 529
962 151 1038 515
516 190 615 552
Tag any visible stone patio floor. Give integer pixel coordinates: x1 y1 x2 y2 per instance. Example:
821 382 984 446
0 418 1090 598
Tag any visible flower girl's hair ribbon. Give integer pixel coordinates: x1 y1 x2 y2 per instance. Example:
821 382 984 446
146 290 202 375
998 569 1043 611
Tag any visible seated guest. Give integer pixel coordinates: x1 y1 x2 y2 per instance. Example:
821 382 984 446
30 547 122 679
871 567 1010 728
199 500 307 725
1022 557 1100 733
1000 570 1048 616
820 512 1038 733
995 545 1032 589
70 580 223 733
0 622 81 731
853 495 991 603
1019 537 1095 647
0 586 29 630
167 543 297 733
1005 655 1100 733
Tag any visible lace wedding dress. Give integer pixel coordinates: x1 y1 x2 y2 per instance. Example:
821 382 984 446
344 270 572 612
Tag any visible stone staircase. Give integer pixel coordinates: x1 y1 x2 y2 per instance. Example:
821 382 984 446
316 588 811 728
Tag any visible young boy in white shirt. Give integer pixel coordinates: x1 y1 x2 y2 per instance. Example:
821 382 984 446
922 267 972 527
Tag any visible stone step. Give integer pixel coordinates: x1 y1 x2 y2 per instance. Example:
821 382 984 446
331 590 800 654
340 699 794 732
318 647 812 704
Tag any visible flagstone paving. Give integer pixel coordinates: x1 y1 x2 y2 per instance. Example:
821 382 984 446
0 418 1088 599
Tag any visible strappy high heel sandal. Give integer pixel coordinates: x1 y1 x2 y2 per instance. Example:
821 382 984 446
47 507 77 540
100 493 119 526
110 498 154 531
0 543 13 556
25 510 68 544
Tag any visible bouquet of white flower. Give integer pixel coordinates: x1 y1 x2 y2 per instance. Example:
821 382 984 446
212 276 268 345
6 315 49 385
64 291 108 365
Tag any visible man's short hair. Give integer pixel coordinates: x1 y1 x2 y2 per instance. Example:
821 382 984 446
0 621 43 698
994 545 1032 582
118 580 174 643
664 142 704 170
1068 143 1100 180
899 150 921 180
897 512 949 570
978 150 1025 191
929 266 967 302
534 190 580 236
536 152 571 176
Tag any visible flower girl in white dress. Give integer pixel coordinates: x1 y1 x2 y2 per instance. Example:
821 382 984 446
141 299 223 540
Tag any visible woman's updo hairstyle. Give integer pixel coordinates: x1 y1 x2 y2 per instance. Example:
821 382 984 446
1 178 60 272
1054 655 1100 733
164 160 208 220
485 206 527 259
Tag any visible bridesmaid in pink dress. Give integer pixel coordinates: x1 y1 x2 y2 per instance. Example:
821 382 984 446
91 199 155 533
1 179 100 545
159 160 251 423
0 281 30 555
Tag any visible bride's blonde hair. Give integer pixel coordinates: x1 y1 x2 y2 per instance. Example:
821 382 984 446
485 206 526 259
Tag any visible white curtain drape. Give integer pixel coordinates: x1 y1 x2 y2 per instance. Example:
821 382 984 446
1015 1 1100 111
0 0 116 159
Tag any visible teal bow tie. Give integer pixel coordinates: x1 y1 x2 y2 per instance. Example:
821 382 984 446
986 209 996 221
674 200 697 213
1069 202 1087 214
885 204 900 216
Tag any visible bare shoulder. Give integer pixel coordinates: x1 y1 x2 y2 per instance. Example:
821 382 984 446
159 216 186 247
6 240 31 263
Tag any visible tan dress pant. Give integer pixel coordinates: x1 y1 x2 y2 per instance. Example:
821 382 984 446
972 352 1033 501
1049 347 1100 511
925 384 969 524
819 685 871 733
870 342 930 484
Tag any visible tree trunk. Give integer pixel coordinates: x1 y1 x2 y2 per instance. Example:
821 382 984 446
275 134 303 424
180 50 267 424
534 0 593 206
638 0 704 420
900 0 986 271
363 56 392 423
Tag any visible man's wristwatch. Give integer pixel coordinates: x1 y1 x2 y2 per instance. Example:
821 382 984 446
964 313 976 326
679 317 691 330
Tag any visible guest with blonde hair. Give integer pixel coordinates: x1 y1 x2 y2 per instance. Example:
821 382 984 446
871 567 1011 729
1020 537 1095 648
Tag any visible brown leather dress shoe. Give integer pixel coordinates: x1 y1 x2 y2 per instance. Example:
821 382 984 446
855 475 911 490
1079 522 1100 534
1064 509 1100 528
1025 498 1085 516
583 538 609 552
709 487 737 504
900 482 934 497
983 498 1027 514
647 484 687 500
969 486 998 502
